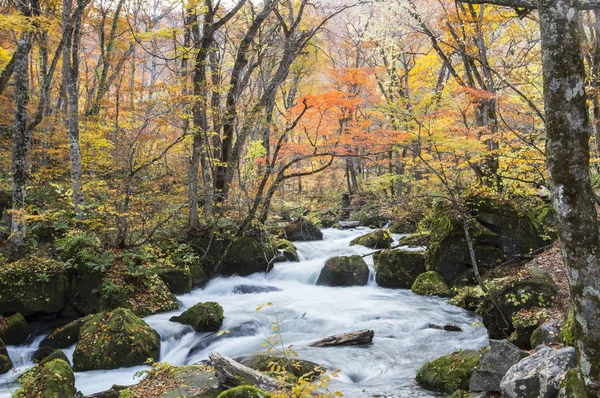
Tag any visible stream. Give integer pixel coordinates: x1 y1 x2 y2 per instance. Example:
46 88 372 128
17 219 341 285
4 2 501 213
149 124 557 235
0 227 488 397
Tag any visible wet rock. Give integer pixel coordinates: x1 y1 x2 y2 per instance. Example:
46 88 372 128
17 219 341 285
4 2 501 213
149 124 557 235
13 359 75 397
350 229 392 249
0 312 30 345
429 323 462 332
411 271 451 297
316 255 369 287
309 329 374 347
338 221 360 229
73 308 160 371
275 240 299 262
0 256 69 315
469 340 528 392
233 285 282 294
375 249 426 288
0 338 13 374
500 345 576 398
33 346 70 366
170 302 224 332
416 350 481 393
41 313 102 349
282 217 323 241
530 322 558 349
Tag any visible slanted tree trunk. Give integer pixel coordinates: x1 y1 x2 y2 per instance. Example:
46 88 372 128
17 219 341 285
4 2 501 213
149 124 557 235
538 0 600 392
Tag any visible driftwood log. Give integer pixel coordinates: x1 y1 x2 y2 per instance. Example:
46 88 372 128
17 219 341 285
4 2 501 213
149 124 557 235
309 329 374 347
209 352 282 392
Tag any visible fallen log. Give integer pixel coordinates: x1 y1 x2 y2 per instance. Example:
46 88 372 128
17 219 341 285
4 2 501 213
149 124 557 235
309 329 374 347
209 352 282 392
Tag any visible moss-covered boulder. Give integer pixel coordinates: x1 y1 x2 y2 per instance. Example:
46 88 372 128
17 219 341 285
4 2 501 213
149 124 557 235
375 249 426 288
13 358 75 398
243 353 322 382
216 386 269 398
558 369 588 398
32 346 70 366
350 229 392 249
482 268 558 340
411 271 451 297
0 256 69 315
73 308 160 371
316 255 369 287
0 313 30 345
156 267 192 295
399 231 430 247
282 217 323 241
219 236 277 276
0 338 13 374
276 240 299 262
40 313 101 349
170 302 224 332
415 350 481 393
448 285 485 311
119 364 223 398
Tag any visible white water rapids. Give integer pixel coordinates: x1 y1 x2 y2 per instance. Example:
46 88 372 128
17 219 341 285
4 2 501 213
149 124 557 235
0 227 488 397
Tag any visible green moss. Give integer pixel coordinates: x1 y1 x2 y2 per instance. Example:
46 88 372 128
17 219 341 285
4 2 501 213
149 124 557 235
558 369 589 398
558 306 575 346
170 302 224 332
216 386 269 398
0 313 30 345
316 255 369 286
0 256 69 315
411 271 451 297
448 285 484 311
350 229 392 249
0 338 13 374
399 231 430 247
375 249 426 288
73 308 160 371
276 240 299 262
13 359 75 398
415 350 481 393
243 353 322 382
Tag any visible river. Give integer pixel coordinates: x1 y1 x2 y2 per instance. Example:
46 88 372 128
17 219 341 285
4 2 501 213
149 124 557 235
0 227 488 397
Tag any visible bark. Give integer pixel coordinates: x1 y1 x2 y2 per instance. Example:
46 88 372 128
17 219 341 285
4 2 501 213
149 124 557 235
538 0 600 392
209 352 282 392
0 54 14 97
309 329 374 347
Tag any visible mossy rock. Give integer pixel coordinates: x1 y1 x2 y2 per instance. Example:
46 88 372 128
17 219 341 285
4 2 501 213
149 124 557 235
73 308 160 371
411 271 451 297
558 369 588 398
65 265 104 316
157 267 192 295
316 255 369 287
190 261 209 287
0 338 13 374
32 346 70 366
415 350 481 393
350 229 392 249
448 285 485 311
40 313 103 349
375 249 426 288
13 359 75 398
276 240 299 262
221 236 277 276
119 364 223 398
558 306 575 346
243 353 323 381
170 302 224 332
0 313 30 345
0 256 69 315
399 231 430 247
282 217 323 241
216 386 269 398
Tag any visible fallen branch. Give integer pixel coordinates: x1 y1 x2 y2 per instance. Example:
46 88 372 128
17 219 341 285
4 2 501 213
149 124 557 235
209 352 283 392
309 329 374 347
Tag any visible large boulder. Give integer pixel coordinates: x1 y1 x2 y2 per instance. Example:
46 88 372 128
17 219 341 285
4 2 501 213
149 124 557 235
0 313 30 345
416 350 482 393
350 229 392 249
411 271 451 297
375 249 426 288
156 266 192 295
13 358 75 398
316 255 369 287
119 364 224 397
530 322 558 349
170 302 224 332
469 340 528 392
40 313 101 349
72 308 160 371
500 345 576 398
282 217 323 241
0 256 69 315
0 338 13 374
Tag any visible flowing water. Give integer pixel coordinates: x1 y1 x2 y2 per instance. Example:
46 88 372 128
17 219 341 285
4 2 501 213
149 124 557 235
0 227 488 397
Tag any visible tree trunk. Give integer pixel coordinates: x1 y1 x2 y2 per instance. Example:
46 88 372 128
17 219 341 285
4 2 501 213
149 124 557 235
538 0 600 392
